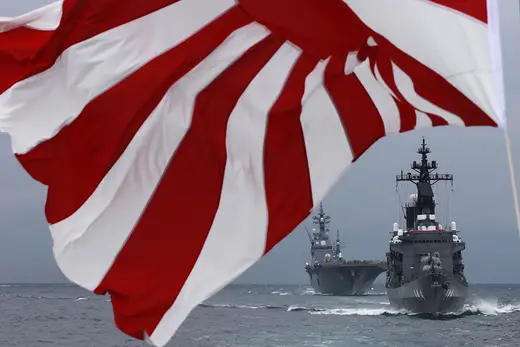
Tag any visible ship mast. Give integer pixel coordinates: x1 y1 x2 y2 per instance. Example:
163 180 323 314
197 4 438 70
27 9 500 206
312 202 331 240
396 138 453 230
335 230 342 257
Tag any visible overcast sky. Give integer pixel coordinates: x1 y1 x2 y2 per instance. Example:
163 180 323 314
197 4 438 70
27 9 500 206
1 1 520 285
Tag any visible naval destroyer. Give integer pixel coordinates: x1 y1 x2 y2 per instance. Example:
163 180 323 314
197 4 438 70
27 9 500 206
304 203 386 295
386 138 467 313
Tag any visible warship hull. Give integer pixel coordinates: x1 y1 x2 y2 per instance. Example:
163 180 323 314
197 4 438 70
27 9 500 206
386 139 468 314
387 272 467 313
309 264 386 295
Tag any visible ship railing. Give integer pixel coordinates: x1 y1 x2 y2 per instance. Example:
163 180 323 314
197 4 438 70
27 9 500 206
344 260 386 265
396 173 453 182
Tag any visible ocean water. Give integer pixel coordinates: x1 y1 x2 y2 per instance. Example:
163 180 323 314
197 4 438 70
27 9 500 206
0 283 519 347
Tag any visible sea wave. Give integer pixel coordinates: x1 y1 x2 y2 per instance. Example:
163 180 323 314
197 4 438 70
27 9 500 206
271 291 291 296
300 288 316 296
309 308 407 316
199 303 286 310
287 305 324 312
199 298 520 318
311 300 520 318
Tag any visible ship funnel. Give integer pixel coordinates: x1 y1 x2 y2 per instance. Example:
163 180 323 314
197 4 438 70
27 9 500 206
451 221 457 231
393 222 399 232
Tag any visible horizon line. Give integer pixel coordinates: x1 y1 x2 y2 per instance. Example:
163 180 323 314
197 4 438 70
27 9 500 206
1 281 520 286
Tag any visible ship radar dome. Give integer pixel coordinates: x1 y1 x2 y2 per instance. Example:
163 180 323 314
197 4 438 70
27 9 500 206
451 221 457 230
393 222 399 232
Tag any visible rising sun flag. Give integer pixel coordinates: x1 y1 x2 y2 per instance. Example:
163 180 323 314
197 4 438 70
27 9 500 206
0 0 511 345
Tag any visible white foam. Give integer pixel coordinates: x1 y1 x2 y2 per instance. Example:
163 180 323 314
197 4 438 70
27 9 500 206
461 298 520 315
310 308 407 316
271 291 291 296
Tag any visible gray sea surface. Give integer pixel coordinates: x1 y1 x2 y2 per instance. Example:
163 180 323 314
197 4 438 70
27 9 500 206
0 283 519 347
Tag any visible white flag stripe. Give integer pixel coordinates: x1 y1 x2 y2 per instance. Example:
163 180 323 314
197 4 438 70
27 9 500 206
414 110 433 129
392 63 465 126
486 0 506 126
374 64 398 100
0 0 236 154
355 61 401 134
49 23 270 291
0 0 63 31
301 62 354 206
150 42 302 346
345 0 498 123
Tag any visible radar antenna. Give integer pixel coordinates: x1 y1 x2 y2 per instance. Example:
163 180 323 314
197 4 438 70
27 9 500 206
313 202 331 239
396 137 453 186
395 138 453 230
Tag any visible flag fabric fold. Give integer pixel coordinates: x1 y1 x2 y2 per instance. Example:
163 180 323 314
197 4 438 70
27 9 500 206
0 0 505 346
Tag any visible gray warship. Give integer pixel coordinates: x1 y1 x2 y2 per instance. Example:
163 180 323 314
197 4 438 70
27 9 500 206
386 138 467 313
304 203 386 295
